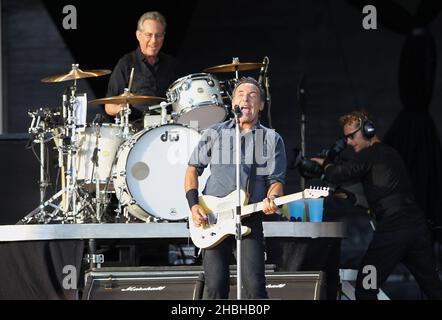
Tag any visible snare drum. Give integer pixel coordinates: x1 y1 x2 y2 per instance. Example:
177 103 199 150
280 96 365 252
167 73 226 130
113 124 210 221
76 123 123 187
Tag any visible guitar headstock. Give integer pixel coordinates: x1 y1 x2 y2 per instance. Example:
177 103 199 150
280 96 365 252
303 186 329 199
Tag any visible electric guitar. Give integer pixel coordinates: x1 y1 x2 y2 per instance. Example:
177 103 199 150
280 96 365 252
189 187 329 249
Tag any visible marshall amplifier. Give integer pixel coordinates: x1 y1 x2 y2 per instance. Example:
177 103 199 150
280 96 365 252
82 267 325 300
82 266 203 300
229 271 326 300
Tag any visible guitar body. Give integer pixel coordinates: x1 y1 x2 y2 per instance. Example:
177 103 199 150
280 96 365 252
189 190 250 249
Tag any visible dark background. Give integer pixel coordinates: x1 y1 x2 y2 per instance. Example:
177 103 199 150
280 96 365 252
2 0 442 298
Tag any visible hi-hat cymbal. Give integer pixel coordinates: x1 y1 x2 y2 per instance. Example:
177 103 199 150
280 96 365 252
41 64 112 83
204 62 263 73
89 92 166 105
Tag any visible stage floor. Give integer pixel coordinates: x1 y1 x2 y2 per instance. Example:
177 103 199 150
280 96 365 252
0 222 346 242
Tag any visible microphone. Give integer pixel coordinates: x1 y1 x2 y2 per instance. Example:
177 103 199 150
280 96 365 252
258 56 269 85
233 105 242 118
264 64 271 105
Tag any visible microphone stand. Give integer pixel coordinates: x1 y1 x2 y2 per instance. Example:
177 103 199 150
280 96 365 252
298 75 306 190
233 106 243 300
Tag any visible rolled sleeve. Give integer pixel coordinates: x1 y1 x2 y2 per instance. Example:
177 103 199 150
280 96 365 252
188 127 219 176
265 135 287 186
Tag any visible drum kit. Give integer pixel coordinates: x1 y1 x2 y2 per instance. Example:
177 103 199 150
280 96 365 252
22 57 268 225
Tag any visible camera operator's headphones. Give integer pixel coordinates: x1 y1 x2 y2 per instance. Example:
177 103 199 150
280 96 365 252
359 115 376 140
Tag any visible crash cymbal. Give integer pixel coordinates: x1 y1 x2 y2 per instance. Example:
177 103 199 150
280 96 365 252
204 62 263 73
89 92 166 105
41 64 111 83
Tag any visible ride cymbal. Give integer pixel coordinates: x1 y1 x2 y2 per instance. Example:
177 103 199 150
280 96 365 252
204 62 263 73
89 93 166 105
41 64 111 83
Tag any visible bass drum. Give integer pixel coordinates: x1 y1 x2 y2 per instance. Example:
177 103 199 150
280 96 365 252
113 124 210 221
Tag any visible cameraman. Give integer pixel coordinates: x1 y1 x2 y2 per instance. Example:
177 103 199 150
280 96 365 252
311 110 442 300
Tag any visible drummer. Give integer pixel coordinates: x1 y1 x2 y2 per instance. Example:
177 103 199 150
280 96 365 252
104 11 178 126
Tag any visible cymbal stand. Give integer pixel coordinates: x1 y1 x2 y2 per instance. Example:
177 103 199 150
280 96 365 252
232 57 240 80
62 82 80 222
119 68 135 139
119 100 132 139
21 109 55 224
91 122 102 222
30 109 52 205
58 74 93 223
148 101 172 124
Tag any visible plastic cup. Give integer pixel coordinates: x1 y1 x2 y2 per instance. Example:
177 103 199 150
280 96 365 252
307 198 324 222
288 200 305 222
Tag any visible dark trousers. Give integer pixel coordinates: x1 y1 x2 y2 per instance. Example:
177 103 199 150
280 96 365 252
355 221 442 300
202 229 268 299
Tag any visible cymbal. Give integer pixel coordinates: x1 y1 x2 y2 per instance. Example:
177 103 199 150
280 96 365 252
89 92 166 105
204 62 263 73
41 66 111 83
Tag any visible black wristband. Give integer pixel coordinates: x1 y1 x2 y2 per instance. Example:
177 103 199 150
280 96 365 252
186 189 199 209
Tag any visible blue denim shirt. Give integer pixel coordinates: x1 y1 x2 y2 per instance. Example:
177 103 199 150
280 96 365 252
189 119 286 205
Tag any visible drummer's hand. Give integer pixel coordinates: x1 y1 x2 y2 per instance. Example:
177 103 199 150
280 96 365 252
263 196 279 215
191 205 208 227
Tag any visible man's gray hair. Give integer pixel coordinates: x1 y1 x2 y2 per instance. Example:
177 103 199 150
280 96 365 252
232 77 265 101
137 11 167 31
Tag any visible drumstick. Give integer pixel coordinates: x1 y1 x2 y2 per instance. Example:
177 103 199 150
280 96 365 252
127 68 135 92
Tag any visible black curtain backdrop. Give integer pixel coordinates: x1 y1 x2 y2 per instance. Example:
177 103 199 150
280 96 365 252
0 240 84 299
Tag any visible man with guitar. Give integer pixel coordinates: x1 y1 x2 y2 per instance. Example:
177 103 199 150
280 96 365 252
312 111 442 300
184 77 287 299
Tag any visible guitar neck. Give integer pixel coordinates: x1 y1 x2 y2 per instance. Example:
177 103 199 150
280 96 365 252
241 191 306 216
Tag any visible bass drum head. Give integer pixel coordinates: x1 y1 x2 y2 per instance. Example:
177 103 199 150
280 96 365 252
123 124 210 221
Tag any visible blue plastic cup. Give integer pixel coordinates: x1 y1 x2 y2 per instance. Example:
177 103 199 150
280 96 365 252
307 198 324 222
288 200 305 222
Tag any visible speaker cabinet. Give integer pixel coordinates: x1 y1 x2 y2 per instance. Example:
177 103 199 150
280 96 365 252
82 267 326 300
82 267 202 300
229 271 326 300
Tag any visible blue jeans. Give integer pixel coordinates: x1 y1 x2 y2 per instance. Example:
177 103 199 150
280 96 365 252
202 228 268 299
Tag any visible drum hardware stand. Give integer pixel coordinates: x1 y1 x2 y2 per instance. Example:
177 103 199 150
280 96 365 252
119 93 133 139
114 187 126 223
232 57 240 80
20 183 77 224
28 109 54 205
61 77 84 223
91 120 103 222
20 109 60 224
31 65 94 224
119 68 136 139
148 101 172 125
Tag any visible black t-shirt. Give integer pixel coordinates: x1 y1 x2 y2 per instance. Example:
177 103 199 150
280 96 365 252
106 48 178 122
324 143 425 231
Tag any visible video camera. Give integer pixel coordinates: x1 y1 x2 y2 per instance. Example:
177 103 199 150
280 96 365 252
291 136 347 179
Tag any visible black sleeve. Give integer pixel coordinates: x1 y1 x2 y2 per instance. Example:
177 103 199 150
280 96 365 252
324 159 371 185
